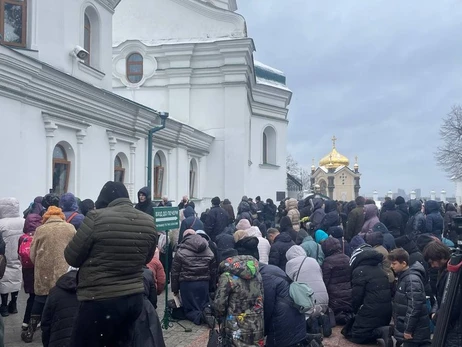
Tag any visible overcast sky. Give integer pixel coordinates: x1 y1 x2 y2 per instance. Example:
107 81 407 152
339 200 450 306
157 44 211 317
238 0 462 198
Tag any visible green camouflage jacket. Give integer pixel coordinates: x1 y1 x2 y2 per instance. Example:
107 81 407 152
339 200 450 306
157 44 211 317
213 255 264 347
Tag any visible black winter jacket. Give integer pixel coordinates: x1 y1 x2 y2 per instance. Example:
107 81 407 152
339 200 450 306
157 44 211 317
310 198 326 230
235 237 260 261
406 200 426 236
380 201 403 238
396 202 409 233
319 200 341 233
425 200 444 238
393 262 430 343
321 238 352 316
259 264 306 347
350 249 392 338
268 233 295 271
41 271 79 347
178 206 204 243
205 205 230 242
346 206 365 242
134 186 156 217
280 216 298 243
171 234 216 293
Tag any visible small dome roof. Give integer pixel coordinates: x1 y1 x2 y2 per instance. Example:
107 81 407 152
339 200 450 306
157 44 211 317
319 136 349 168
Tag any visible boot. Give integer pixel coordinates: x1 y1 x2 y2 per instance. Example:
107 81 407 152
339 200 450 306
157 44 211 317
320 313 332 337
307 316 320 334
21 315 40 343
375 326 393 347
0 305 8 317
8 301 17 314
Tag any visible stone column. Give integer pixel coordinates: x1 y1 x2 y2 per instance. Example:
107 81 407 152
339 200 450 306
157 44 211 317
75 130 86 197
108 133 117 180
167 149 172 199
130 144 137 201
441 189 447 203
431 190 436 200
44 120 57 192
410 191 416 200
327 176 335 199
373 190 378 201
387 190 393 198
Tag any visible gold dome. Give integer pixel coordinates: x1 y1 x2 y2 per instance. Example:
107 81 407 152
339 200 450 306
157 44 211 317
319 136 350 168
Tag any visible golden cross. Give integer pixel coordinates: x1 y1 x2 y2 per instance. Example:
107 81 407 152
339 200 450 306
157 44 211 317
332 135 337 148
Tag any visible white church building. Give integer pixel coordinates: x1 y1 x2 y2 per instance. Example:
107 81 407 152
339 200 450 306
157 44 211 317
0 0 292 213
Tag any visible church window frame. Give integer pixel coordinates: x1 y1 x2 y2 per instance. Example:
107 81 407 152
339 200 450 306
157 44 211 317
189 158 198 199
0 0 27 48
126 53 144 84
262 126 277 165
114 154 125 183
153 152 165 199
82 6 100 69
83 13 91 65
319 179 327 196
52 144 70 196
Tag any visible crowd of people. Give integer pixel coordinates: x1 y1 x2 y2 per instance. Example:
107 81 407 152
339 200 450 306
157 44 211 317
0 186 461 347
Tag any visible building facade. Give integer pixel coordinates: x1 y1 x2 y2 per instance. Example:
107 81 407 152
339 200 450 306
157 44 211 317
310 137 361 201
0 0 291 212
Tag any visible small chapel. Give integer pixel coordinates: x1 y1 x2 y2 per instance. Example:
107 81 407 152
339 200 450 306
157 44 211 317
310 136 361 201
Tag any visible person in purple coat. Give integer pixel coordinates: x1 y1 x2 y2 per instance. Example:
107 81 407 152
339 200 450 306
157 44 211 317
59 193 84 230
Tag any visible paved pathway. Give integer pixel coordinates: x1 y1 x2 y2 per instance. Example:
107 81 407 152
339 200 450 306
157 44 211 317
4 289 375 347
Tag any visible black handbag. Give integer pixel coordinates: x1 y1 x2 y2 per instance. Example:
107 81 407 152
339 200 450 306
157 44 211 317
207 317 229 347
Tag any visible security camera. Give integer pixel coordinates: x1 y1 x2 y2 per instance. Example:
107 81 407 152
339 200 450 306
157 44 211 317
72 46 89 60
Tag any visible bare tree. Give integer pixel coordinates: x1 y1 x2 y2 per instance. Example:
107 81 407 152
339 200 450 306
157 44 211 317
435 105 462 180
286 155 311 190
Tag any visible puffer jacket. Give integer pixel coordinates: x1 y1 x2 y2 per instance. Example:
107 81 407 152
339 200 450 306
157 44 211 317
346 205 365 242
259 264 306 347
393 262 430 343
41 270 79 347
64 198 158 301
285 198 300 232
280 216 298 243
213 255 264 347
171 234 216 293
178 206 203 243
236 201 253 224
32 216 76 296
205 205 229 242
0 198 24 294
321 238 352 317
406 200 426 236
395 201 410 234
222 199 235 225
372 222 396 251
285 245 329 311
425 200 444 238
247 227 270 264
234 236 260 261
360 204 380 236
59 193 85 230
319 200 341 233
350 248 392 338
444 203 458 243
268 232 295 271
310 198 326 230
20 213 42 294
300 235 324 265
380 200 403 238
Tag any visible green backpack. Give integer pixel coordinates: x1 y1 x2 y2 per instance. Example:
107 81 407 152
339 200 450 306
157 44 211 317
288 257 316 313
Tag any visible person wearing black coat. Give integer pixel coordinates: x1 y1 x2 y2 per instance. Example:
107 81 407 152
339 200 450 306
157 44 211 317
204 197 229 243
279 216 298 243
216 233 235 264
135 187 156 217
259 263 307 347
424 200 444 239
178 206 204 243
344 246 393 345
319 200 341 234
444 203 458 244
406 200 426 237
268 230 295 271
321 237 352 325
380 199 403 238
388 250 430 346
263 199 277 228
372 222 396 251
299 198 312 220
41 270 79 347
395 196 409 234
234 231 260 261
310 198 325 231
221 199 235 225
236 200 253 224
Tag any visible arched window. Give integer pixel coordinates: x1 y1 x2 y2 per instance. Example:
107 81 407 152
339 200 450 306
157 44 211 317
114 155 125 183
83 13 91 65
319 180 327 196
0 0 27 47
53 144 70 196
153 152 164 199
126 53 143 83
189 159 198 199
262 126 276 165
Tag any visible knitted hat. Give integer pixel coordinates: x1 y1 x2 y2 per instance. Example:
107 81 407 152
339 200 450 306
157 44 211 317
211 196 221 206
314 229 329 243
395 196 406 205
236 219 251 231
42 206 65 224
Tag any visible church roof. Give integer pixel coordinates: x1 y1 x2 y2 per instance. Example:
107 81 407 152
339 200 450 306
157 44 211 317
254 60 286 85
319 136 350 169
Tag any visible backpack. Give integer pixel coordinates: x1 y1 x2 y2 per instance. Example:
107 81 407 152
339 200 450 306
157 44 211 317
288 257 316 313
19 234 34 269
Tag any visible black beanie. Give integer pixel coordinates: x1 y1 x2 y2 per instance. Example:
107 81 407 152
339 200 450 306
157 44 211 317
211 196 221 206
95 181 129 209
395 196 405 205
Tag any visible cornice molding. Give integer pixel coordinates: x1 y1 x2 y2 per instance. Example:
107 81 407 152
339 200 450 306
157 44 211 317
95 0 121 13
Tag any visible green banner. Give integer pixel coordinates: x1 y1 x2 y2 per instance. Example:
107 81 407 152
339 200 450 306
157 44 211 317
154 207 179 231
